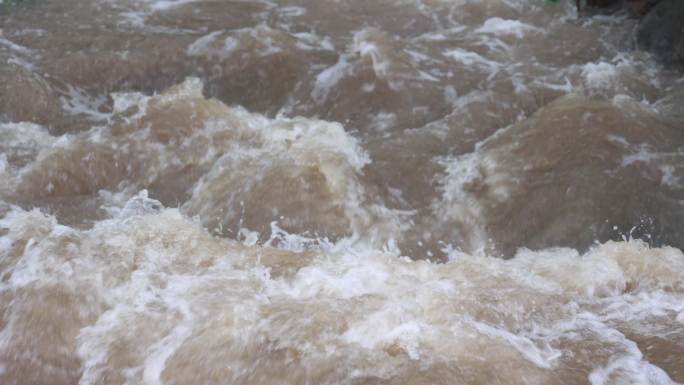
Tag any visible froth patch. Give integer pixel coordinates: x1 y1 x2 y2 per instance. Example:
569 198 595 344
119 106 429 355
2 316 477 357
0 201 683 384
475 17 542 39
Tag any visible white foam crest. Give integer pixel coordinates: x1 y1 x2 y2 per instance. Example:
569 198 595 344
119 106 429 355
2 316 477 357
341 310 429 360
278 5 306 17
442 48 500 78
59 85 110 121
111 90 149 117
263 221 332 252
475 17 542 39
582 61 622 89
0 203 683 383
0 122 56 188
523 310 681 385
313 27 440 102
292 31 335 51
470 320 561 368
512 241 684 296
579 53 661 98
67 209 270 384
590 357 678 385
155 76 205 103
141 0 202 11
0 209 71 287
433 150 508 254
312 56 351 102
352 29 393 79
115 190 164 219
188 25 324 61
622 144 684 168
0 122 54 154
141 277 196 385
186 30 240 59
153 0 198 10
0 30 33 55
599 290 684 328
582 313 680 385
262 116 370 171
610 139 684 187
0 154 7 177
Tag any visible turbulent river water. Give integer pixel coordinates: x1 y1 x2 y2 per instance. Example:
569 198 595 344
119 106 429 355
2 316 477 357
1 0 684 384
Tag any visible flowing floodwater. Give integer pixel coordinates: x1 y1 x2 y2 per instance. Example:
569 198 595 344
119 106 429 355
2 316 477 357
1 0 684 384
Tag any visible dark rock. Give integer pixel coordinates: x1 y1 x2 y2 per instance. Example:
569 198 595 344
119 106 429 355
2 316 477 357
625 0 659 16
637 0 684 67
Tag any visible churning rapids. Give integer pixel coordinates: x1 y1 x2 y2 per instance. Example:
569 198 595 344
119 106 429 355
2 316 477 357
1 0 684 384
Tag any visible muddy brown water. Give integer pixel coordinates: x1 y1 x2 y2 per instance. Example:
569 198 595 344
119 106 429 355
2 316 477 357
1 0 683 384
